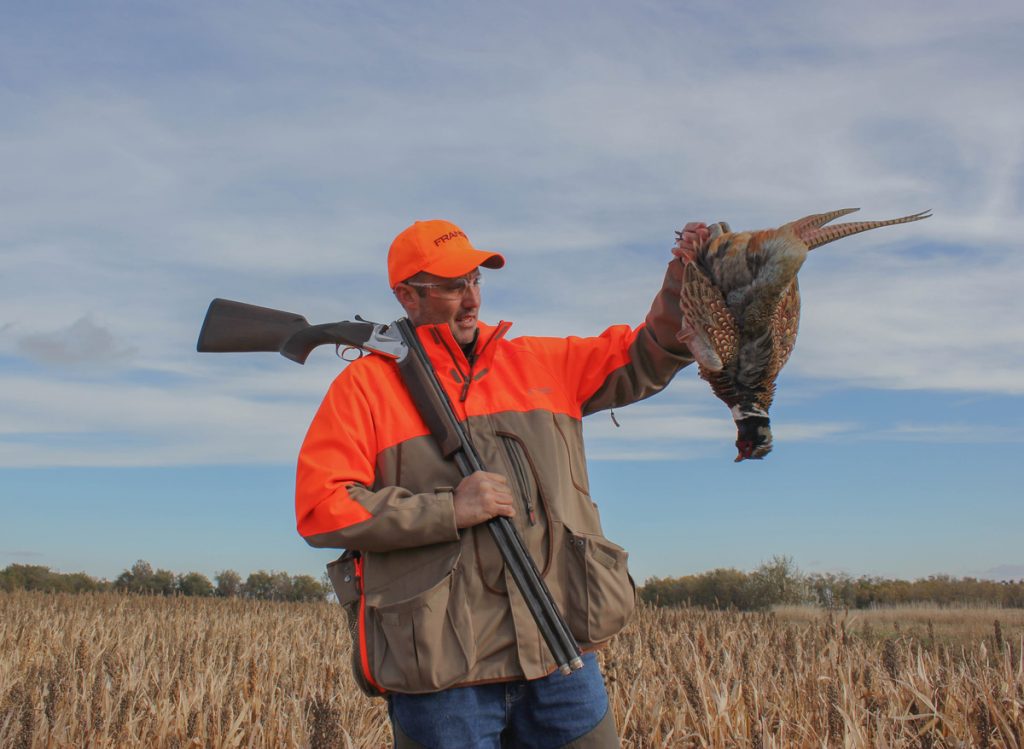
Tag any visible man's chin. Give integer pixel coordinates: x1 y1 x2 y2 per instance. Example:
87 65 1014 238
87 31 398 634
452 318 478 345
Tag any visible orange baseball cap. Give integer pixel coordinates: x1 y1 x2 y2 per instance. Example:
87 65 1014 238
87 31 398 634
388 219 505 288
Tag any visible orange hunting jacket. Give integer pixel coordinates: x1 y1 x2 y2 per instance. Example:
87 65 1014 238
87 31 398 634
296 261 693 695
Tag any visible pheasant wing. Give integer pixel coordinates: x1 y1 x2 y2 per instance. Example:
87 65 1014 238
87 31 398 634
679 260 739 375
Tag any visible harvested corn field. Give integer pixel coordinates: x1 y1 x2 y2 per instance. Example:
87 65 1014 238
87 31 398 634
1 591 1022 747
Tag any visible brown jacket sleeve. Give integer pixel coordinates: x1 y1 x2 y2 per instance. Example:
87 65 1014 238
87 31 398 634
582 259 693 415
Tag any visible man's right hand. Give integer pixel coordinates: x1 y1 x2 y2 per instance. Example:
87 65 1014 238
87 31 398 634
453 471 515 528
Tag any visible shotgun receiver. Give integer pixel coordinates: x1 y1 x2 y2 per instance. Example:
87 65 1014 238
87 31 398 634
197 298 584 675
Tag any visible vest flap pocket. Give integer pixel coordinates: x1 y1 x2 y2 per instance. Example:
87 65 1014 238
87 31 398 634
556 522 636 644
364 553 476 693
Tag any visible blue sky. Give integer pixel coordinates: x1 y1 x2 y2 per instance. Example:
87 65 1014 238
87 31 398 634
2 1 1022 585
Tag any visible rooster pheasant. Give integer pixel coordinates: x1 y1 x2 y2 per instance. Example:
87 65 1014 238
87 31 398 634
675 208 931 461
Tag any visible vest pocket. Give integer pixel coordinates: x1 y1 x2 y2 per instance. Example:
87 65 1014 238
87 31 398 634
558 523 636 643
365 559 476 692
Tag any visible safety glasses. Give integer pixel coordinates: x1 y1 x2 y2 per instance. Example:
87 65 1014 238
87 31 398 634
403 274 483 300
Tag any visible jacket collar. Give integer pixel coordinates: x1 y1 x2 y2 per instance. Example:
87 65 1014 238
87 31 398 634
418 320 512 372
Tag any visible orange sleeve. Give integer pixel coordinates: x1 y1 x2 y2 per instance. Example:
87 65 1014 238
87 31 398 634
295 366 376 537
515 324 642 408
295 362 459 552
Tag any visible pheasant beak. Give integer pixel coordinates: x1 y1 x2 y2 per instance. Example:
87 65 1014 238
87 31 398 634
735 441 755 462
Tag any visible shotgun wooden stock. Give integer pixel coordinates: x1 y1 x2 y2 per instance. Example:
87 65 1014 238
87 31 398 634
197 298 378 364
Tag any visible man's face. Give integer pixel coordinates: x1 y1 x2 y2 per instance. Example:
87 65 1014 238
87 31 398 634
395 270 482 346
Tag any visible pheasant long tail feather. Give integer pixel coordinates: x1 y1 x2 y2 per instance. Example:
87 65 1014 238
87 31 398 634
800 210 932 250
788 208 861 238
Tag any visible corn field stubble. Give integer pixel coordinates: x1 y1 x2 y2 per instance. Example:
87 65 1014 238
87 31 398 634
2 592 1022 748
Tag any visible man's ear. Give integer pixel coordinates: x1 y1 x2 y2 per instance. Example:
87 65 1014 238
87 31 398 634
393 283 418 314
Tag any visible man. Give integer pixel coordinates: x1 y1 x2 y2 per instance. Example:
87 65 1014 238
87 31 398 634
296 219 707 748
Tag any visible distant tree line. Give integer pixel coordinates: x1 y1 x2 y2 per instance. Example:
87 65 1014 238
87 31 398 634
0 560 330 602
640 556 1024 610
8 556 1022 609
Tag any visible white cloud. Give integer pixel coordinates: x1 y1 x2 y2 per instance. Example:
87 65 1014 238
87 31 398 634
17 316 137 366
581 392 858 461
874 423 1024 444
792 241 1024 393
0 373 315 467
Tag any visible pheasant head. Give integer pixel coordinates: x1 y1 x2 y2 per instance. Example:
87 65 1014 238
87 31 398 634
676 208 931 461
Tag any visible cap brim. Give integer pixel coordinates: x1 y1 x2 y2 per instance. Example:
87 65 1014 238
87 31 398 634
422 248 505 278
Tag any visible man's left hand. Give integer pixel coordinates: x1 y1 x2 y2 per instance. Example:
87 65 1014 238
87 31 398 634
673 221 710 263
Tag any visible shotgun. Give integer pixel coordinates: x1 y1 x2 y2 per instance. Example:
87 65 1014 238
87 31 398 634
197 298 584 675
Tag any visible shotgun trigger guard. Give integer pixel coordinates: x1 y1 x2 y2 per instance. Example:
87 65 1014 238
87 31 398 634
337 345 364 362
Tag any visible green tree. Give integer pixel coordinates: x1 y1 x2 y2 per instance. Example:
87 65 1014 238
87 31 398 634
270 571 293 601
115 560 154 593
694 568 754 610
215 569 242 598
244 571 275 600
291 574 329 602
0 564 107 593
748 555 806 609
0 564 58 592
638 575 686 606
177 572 214 597
149 568 178 596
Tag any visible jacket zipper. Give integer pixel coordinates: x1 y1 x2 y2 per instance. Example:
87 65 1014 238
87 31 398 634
460 349 476 402
462 323 507 400
500 435 537 525
431 332 472 403
430 322 510 403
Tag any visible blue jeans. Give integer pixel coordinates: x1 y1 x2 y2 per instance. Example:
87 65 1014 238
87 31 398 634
388 652 610 748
